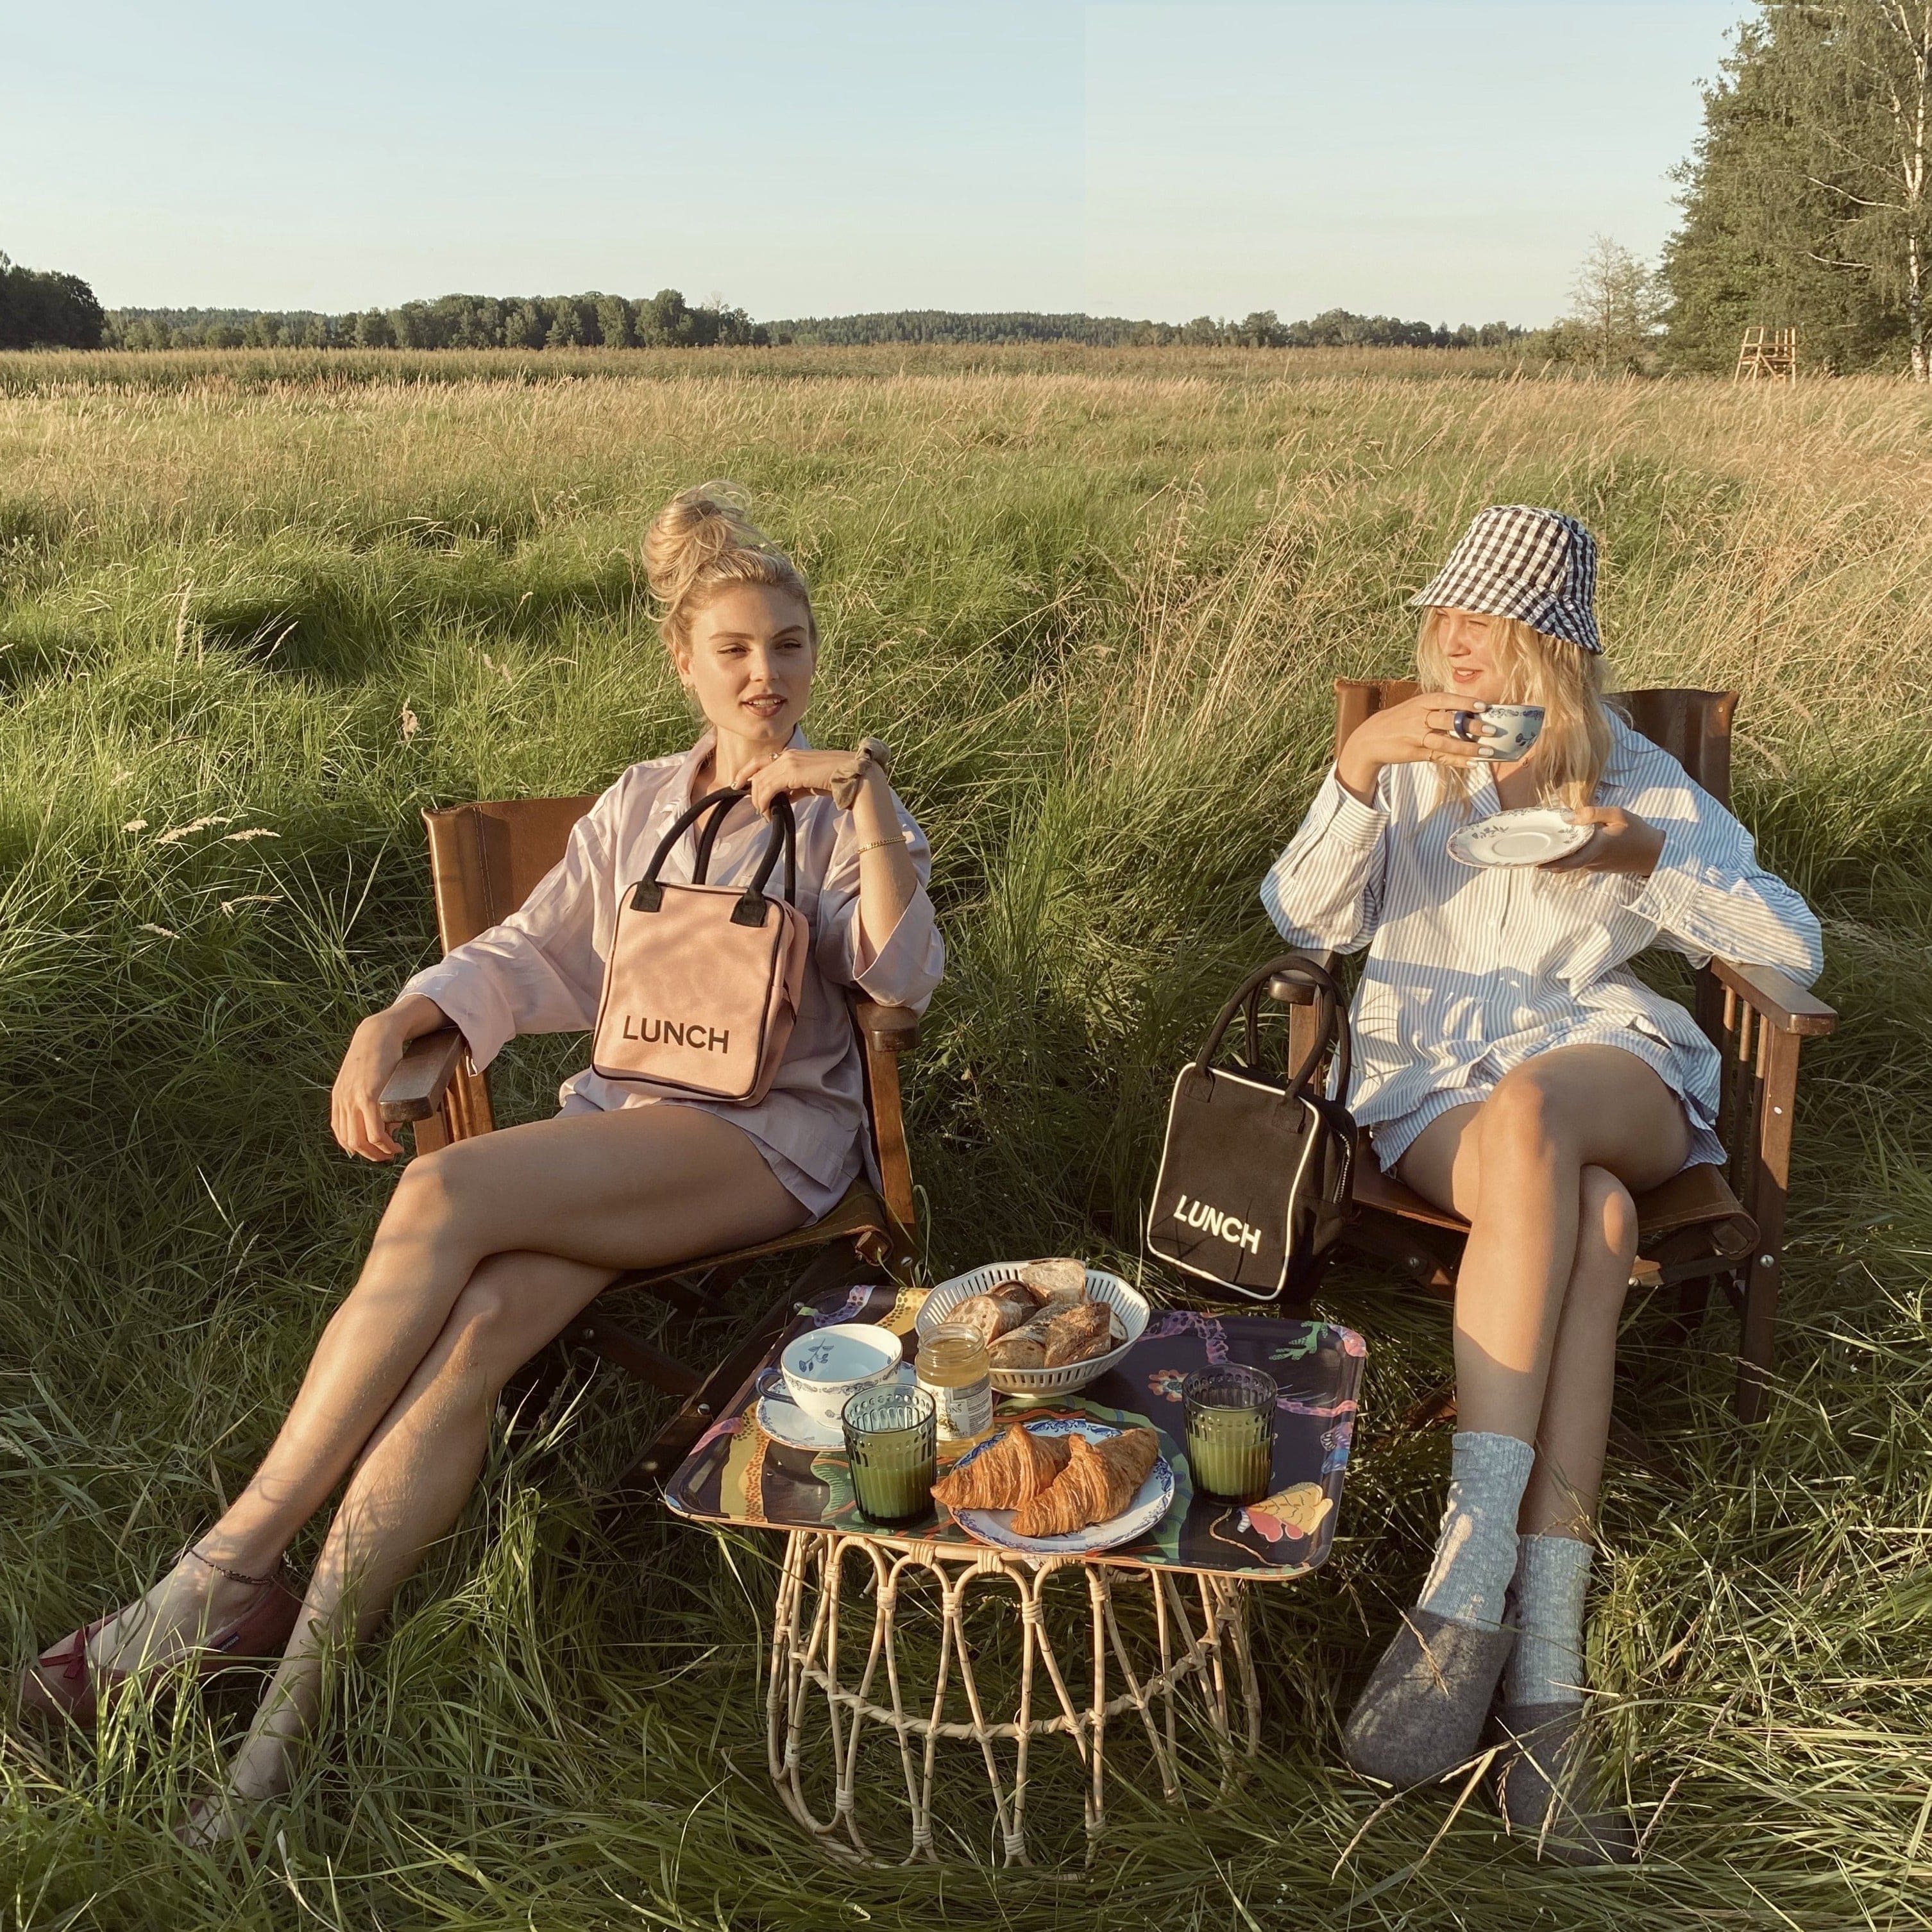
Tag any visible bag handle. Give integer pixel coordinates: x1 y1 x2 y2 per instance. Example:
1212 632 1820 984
629 787 798 922
1194 954 1349 1103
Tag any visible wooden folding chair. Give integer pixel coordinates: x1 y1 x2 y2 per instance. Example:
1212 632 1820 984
374 793 922 1486
1273 679 1836 1423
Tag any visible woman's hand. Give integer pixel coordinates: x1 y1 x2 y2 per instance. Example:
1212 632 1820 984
330 997 445 1162
1541 805 1665 876
745 746 875 816
1335 691 1500 802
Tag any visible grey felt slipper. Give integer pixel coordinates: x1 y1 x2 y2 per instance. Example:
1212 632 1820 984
1341 1607 1516 1788
1493 1699 1638 1865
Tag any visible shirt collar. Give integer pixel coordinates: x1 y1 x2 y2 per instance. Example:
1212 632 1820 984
664 725 811 817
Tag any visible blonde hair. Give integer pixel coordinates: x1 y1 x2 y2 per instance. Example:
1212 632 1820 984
642 482 813 656
1416 608 1612 810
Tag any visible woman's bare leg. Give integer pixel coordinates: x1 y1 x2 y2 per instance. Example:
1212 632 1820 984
174 1105 806 1839
185 1250 618 1837
89 1105 805 1677
1341 1048 1690 1792
1398 1046 1688 1450
1517 1167 1640 1537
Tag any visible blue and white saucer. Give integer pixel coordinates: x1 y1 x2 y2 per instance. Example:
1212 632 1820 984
756 1363 916 1453
947 1417 1175 1556
1447 806 1593 870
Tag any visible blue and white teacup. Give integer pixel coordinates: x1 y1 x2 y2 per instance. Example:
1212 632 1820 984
754 1321 903 1432
1453 702 1545 761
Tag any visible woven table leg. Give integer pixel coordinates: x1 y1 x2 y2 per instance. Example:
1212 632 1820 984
1099 1573 1183 1802
1217 1578 1262 1767
836 1539 902 1862
924 1555 1013 1863
1087 1566 1109 1855
765 1538 1251 1868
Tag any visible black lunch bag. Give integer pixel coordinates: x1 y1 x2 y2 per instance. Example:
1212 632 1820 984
1145 955 1356 1304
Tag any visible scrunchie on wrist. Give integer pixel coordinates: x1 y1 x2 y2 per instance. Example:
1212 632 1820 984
829 736 893 811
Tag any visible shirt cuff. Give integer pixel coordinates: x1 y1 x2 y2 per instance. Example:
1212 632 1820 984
1625 824 1707 938
1318 766 1388 845
847 887 943 1013
397 960 516 1071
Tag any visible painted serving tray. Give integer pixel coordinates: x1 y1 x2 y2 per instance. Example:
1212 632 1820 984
664 1280 1365 1582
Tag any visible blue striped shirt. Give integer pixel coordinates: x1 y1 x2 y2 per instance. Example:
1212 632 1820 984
1258 714 1823 1171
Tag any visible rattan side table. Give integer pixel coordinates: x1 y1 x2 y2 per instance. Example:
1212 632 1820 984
665 1283 1364 1868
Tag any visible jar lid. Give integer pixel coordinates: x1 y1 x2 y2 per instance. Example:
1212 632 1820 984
921 1323 987 1357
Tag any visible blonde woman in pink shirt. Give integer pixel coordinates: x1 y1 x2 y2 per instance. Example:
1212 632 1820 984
19 486 944 1842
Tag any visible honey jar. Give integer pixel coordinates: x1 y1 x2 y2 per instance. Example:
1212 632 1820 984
914 1323 995 1445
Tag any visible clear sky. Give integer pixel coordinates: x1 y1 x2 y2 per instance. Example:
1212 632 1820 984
9 0 1743 325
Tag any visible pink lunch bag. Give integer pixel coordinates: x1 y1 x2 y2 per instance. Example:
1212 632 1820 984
591 788 811 1104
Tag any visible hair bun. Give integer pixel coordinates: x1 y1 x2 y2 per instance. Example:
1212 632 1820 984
641 480 813 655
643 482 772 610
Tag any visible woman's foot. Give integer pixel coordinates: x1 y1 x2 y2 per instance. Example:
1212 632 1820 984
1492 1700 1636 1864
18 1546 300 1725
1341 1607 1516 1786
1342 1432 1533 1788
174 1695 306 1850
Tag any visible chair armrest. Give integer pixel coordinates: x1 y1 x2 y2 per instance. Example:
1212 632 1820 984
1264 951 1341 1005
1710 958 1838 1037
378 1027 467 1123
852 1000 920 1054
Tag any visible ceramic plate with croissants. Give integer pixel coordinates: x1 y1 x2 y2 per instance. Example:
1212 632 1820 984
933 1418 1174 1554
914 1259 1150 1396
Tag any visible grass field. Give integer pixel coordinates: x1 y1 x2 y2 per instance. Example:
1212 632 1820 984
2 346 1929 1929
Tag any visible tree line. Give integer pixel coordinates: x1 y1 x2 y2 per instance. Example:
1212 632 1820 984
94 296 1529 355
761 309 1529 350
103 289 766 352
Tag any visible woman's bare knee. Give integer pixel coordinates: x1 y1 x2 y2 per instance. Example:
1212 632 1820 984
386 1145 470 1229
1475 1067 1573 1160
437 1268 534 1384
1582 1164 1639 1258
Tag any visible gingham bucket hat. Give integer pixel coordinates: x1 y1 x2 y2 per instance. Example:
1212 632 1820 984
1409 505 1602 654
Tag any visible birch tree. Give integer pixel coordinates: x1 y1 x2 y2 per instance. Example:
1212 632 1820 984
1564 237 1665 369
1778 1 1932 378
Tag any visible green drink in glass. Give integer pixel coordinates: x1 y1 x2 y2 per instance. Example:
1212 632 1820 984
842 1385 938 1527
1183 1366 1276 1503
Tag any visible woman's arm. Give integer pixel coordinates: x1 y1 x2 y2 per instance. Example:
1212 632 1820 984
326 781 627 1167
843 765 921 962
749 746 944 1012
394 790 618 1067
1259 767 1393 953
1553 754 1823 983
1622 788 1823 980
331 992 452 1162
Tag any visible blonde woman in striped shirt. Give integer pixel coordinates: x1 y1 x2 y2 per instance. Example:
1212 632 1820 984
1260 507 1821 1861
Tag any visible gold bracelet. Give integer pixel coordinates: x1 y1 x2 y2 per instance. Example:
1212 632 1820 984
855 832 909 857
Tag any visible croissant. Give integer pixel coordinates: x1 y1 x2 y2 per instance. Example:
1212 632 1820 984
947 1288 1036 1345
1010 1428 1160 1538
931 1423 1072 1511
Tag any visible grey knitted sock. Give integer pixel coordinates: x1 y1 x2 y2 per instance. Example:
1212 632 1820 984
1503 1532 1593 1706
1416 1431 1537 1631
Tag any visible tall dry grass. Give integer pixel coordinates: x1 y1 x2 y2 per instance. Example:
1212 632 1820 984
1 350 1929 1928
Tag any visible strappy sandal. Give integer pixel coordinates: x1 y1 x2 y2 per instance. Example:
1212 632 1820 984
16 1546 303 1728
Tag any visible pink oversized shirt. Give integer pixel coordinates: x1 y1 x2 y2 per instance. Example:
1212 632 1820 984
398 731 944 1217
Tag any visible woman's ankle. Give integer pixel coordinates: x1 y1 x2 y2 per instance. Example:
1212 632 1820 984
183 1527 289 1586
